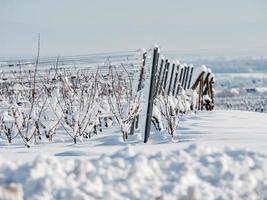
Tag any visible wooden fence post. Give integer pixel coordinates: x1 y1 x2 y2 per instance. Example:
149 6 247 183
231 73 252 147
181 66 187 89
210 77 214 110
144 47 159 143
200 75 204 110
130 51 147 135
167 62 175 95
155 59 164 97
158 60 168 95
172 64 180 96
187 66 194 89
163 60 170 93
179 67 184 85
183 66 190 89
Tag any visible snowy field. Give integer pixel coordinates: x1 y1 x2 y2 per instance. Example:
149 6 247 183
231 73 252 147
1 54 267 199
1 110 267 160
1 110 267 199
215 72 267 112
1 0 267 197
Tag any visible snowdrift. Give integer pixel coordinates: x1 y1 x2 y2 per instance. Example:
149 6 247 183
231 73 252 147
1 144 267 200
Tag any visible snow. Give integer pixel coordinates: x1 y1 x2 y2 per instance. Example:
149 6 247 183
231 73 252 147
136 48 147 53
255 87 267 93
200 64 207 72
1 109 267 199
1 51 267 199
1 143 267 200
1 110 267 158
215 72 267 112
0 183 23 200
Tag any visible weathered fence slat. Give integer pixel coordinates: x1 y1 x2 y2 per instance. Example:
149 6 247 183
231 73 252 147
162 61 170 94
144 47 159 143
158 60 168 95
167 62 176 95
155 59 164 97
172 65 180 96
187 67 194 89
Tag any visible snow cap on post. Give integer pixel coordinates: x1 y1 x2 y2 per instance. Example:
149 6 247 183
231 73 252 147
207 68 212 74
137 48 147 53
200 65 207 72
175 60 180 65
153 44 160 53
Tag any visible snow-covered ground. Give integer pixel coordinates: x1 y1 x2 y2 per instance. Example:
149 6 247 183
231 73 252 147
1 110 267 199
215 72 267 112
1 144 267 200
1 58 267 199
1 110 267 160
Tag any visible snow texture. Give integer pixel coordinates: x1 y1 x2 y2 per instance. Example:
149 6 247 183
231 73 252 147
1 144 267 200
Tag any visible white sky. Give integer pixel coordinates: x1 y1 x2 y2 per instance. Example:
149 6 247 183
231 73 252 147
1 0 267 58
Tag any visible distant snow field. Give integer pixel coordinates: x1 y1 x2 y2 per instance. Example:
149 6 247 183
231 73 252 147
215 72 267 112
1 110 267 199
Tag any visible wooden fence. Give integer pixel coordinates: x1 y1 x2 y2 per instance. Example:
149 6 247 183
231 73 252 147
142 47 215 142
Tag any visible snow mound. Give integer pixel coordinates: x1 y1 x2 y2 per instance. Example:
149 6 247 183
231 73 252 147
54 150 89 157
1 145 267 200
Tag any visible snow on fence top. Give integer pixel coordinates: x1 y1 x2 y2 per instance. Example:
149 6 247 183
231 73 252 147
0 47 215 146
